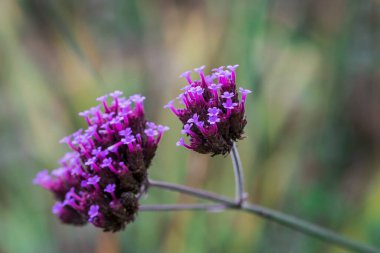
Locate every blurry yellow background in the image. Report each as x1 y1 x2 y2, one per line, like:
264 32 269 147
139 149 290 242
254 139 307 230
0 0 379 252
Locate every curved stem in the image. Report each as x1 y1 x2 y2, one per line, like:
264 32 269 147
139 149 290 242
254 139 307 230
231 143 245 204
148 179 235 206
146 179 379 253
241 203 379 253
140 203 226 212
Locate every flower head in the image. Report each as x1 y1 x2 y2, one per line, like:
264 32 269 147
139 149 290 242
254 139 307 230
165 65 251 155
34 91 168 232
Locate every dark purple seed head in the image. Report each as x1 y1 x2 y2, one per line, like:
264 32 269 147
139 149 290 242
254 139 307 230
166 65 251 156
34 91 168 232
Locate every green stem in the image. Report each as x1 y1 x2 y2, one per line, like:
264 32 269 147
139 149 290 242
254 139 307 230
231 142 246 204
140 203 226 212
242 203 379 253
146 180 379 253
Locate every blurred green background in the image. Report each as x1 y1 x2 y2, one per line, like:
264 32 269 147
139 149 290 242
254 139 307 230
0 0 379 252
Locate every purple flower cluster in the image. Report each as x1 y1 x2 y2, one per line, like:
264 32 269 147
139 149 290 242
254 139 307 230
165 65 251 155
34 91 168 232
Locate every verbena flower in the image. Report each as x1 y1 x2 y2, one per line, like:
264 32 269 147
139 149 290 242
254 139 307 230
165 65 251 156
34 91 169 232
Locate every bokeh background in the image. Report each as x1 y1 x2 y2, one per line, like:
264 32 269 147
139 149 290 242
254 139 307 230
0 0 379 252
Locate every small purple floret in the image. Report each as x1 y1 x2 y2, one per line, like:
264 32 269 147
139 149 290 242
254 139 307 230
121 135 136 144
180 70 192 79
222 99 238 110
239 87 252 95
87 175 100 185
88 205 99 219
104 184 116 193
208 83 222 91
194 65 206 73
221 91 234 99
181 123 193 134
207 107 220 116
96 95 108 102
33 170 53 189
110 90 123 97
187 114 200 124
157 125 170 132
227 64 239 71
144 128 158 137
189 86 204 96
52 202 64 214
208 115 220 125
129 94 145 103
119 128 132 137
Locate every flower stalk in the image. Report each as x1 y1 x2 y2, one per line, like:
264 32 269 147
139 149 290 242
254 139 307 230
144 179 379 253
140 203 226 212
148 179 234 206
231 143 245 205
